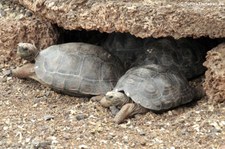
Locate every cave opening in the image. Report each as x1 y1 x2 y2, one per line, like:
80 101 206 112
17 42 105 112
56 26 225 80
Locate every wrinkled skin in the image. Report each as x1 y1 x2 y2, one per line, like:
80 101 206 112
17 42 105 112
17 43 39 61
100 91 148 124
11 43 42 82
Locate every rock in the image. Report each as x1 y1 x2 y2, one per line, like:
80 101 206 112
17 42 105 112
76 113 88 121
25 10 32 17
203 43 225 103
62 133 71 140
210 121 222 132
78 144 89 149
108 132 116 139
140 140 146 146
0 8 6 17
32 140 51 149
136 128 146 136
2 70 11 77
44 115 55 121
123 136 129 144
19 0 225 39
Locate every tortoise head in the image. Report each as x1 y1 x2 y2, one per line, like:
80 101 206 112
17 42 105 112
100 91 130 108
17 43 39 61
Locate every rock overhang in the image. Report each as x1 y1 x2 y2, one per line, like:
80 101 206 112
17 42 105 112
18 0 225 39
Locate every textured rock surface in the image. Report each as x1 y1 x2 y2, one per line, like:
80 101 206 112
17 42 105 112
0 1 58 68
203 43 225 104
18 0 225 39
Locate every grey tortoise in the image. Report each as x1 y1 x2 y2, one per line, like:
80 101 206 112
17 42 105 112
11 42 125 96
100 64 203 124
102 33 145 69
133 37 207 79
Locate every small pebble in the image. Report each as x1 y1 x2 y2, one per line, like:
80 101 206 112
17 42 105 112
140 139 146 146
123 136 129 144
3 69 11 77
76 113 88 121
1 77 7 83
195 116 201 122
63 133 71 140
130 143 136 148
25 10 32 17
78 144 89 149
17 14 24 20
108 132 116 137
33 141 51 149
210 121 222 131
120 124 127 129
0 9 6 17
44 115 54 121
137 128 146 136
168 111 173 115
6 77 12 82
220 121 225 126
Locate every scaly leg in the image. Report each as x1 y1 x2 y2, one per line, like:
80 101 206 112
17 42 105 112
114 103 148 124
11 63 42 83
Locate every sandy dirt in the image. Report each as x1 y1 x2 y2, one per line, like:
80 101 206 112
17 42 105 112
1 65 225 149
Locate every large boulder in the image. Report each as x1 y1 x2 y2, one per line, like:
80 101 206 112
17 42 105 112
18 0 225 39
203 43 225 104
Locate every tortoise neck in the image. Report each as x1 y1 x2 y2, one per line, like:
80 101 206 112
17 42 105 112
120 94 130 106
34 50 40 59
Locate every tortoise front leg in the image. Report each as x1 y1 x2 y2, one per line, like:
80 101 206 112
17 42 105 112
11 63 41 82
114 103 148 124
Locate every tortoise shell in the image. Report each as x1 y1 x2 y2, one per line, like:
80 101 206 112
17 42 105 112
114 64 196 111
134 38 206 79
34 42 124 96
102 33 145 69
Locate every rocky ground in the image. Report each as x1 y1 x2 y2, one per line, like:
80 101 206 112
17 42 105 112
0 1 225 149
1 66 225 149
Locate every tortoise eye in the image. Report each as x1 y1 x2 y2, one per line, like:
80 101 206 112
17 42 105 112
18 46 28 52
108 96 113 99
107 95 113 99
23 47 28 51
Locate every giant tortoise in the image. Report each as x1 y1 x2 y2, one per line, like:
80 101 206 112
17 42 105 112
100 64 203 124
102 33 145 69
11 42 125 96
133 37 207 79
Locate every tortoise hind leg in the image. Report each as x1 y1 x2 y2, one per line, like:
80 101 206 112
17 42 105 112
11 63 42 83
114 103 148 124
